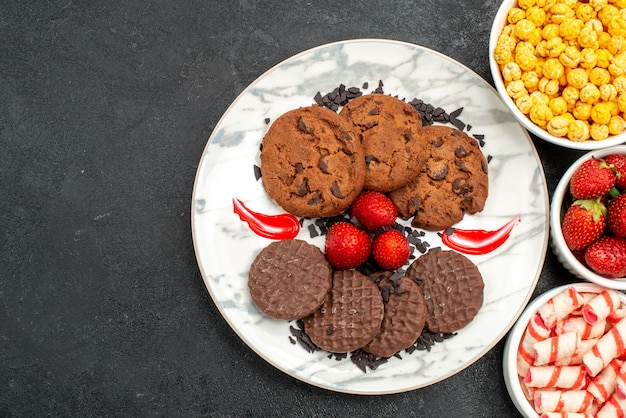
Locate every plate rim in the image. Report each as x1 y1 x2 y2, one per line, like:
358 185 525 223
190 38 550 395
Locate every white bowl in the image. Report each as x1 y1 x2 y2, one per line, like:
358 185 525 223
503 283 626 417
489 0 626 150
550 145 626 290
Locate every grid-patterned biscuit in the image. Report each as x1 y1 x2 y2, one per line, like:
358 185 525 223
363 273 426 358
248 239 332 321
260 105 366 218
340 94 426 192
405 250 484 334
303 270 384 353
388 125 488 231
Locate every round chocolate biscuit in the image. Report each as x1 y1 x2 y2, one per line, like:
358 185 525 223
303 270 384 353
405 250 484 334
340 94 426 192
248 239 332 321
363 272 426 358
259 105 366 218
388 125 489 231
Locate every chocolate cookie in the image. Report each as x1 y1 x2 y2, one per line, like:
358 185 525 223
340 94 426 192
303 270 384 353
248 239 332 321
260 105 366 218
363 272 426 358
388 125 489 231
405 250 484 334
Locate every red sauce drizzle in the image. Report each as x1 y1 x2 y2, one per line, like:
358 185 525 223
441 216 521 255
232 198 300 240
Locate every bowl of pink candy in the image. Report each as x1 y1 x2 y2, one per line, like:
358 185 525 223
503 283 626 417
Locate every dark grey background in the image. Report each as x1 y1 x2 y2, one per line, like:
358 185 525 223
1 1 586 416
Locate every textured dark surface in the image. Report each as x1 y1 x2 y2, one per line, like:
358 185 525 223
1 1 586 416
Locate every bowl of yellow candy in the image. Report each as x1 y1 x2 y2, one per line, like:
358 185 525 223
490 0 626 150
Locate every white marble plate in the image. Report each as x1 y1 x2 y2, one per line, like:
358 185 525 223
191 39 549 395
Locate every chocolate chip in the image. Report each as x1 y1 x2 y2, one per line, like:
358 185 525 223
264 118 270 124
318 156 329 173
454 145 468 158
326 326 335 335
432 137 443 148
365 154 374 165
295 162 305 173
404 131 414 142
427 160 448 180
253 164 262 181
455 160 471 173
368 107 379 116
295 178 309 196
452 178 470 194
331 181 344 198
297 117 312 134
308 193 320 205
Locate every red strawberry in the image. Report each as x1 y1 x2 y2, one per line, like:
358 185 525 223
569 157 616 199
324 221 371 270
584 236 626 278
350 191 398 232
371 229 410 270
605 154 626 190
561 199 606 251
608 194 626 237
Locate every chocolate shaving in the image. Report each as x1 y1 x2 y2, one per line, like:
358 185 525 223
253 165 262 181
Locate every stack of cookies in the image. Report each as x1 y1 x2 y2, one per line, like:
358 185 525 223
249 239 484 357
249 92 489 362
259 93 489 231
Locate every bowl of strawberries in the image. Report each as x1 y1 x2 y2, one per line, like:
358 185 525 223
550 145 626 289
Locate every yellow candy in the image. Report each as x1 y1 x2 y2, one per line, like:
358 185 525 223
580 83 602 103
560 18 584 41
527 6 547 27
542 23 561 39
591 122 610 139
550 96 569 115
516 95 534 114
508 8 526 24
614 75 626 93
580 47 599 68
609 114 626 134
530 102 554 127
567 67 589 89
589 67 612 85
591 101 614 123
609 15 626 37
522 70 541 90
551 3 576 24
547 114 572 136
607 35 626 54
546 37 566 57
563 85 580 103
576 3 597 21
590 0 609 11
543 57 565 79
507 80 529 98
516 19 537 40
568 119 591 141
596 48 614 68
599 5 620 26
574 101 593 119
503 62 523 81
519 0 537 9
578 26 600 48
600 83 618 101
